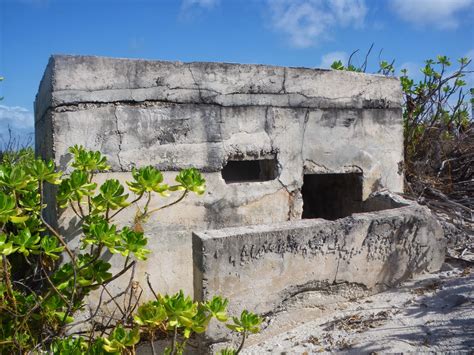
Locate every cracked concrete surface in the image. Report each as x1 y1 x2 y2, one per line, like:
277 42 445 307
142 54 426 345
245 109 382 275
34 55 402 117
35 55 403 195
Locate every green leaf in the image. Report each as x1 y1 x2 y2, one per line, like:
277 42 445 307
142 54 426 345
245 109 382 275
42 294 75 325
119 227 150 260
69 145 110 172
160 290 199 330
175 168 206 195
58 170 97 207
454 79 466 87
436 55 451 66
126 166 169 195
82 217 121 253
205 296 229 322
10 229 41 256
88 338 109 355
0 233 18 255
10 215 29 223
92 179 129 212
226 310 262 334
346 64 362 72
81 258 113 285
330 60 344 70
0 191 18 223
0 164 35 192
52 256 112 292
134 300 167 327
27 159 62 184
0 190 31 225
18 190 42 213
102 325 140 352
41 235 64 260
50 336 87 354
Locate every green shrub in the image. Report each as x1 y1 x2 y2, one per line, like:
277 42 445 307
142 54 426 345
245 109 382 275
0 145 261 354
331 53 472 165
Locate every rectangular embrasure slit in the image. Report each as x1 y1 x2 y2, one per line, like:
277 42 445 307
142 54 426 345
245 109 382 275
222 159 278 183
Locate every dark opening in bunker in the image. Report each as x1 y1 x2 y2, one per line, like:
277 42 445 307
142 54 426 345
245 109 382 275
302 173 363 220
222 159 278 183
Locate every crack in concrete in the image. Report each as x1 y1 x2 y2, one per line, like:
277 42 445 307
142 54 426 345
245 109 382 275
304 159 333 173
113 106 125 171
188 66 204 103
303 160 364 175
300 109 310 166
277 178 291 195
279 68 287 94
50 86 399 107
333 258 341 284
43 97 401 122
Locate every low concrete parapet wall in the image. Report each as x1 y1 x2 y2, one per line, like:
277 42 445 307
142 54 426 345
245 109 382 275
192 196 445 350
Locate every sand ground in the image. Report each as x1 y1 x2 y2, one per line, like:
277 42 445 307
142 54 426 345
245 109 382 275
243 259 473 354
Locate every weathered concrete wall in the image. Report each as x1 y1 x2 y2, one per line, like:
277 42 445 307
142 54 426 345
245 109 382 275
35 55 404 297
192 195 445 350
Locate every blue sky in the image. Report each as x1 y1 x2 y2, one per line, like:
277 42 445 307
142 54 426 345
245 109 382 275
0 0 473 140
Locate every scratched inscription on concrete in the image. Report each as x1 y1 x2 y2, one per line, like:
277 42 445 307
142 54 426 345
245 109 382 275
232 216 425 266
236 230 352 265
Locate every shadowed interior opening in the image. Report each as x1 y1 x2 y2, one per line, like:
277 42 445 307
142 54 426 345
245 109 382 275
222 159 278 183
302 173 363 220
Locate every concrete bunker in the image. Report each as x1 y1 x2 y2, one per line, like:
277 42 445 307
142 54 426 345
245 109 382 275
34 55 445 351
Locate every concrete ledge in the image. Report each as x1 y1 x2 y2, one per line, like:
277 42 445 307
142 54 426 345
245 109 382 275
35 55 402 121
192 199 445 349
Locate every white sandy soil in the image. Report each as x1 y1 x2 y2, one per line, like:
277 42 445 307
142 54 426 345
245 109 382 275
243 260 473 354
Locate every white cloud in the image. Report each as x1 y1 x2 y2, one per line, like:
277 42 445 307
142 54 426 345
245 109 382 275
330 0 367 26
0 105 34 138
319 51 348 68
267 0 367 48
398 62 422 80
390 0 474 30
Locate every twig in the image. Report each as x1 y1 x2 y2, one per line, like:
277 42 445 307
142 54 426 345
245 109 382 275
171 326 178 355
84 260 136 289
236 331 247 355
145 191 188 216
146 273 159 300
